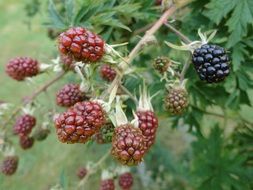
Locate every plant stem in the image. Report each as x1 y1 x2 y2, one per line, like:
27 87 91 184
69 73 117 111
119 84 138 104
164 22 191 44
78 150 111 189
127 5 177 64
2 71 66 129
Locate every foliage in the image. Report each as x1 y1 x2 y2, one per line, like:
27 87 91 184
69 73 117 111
1 0 252 189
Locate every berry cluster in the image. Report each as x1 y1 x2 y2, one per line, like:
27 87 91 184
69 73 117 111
99 179 115 190
137 111 158 152
13 114 36 150
58 27 105 63
111 124 145 166
55 101 106 144
165 87 189 115
0 156 19 176
95 122 115 144
100 64 117 82
192 44 230 83
76 167 88 179
56 84 85 107
6 57 39 81
118 172 133 190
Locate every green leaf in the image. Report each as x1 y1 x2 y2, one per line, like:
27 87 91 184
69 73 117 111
226 0 253 47
65 0 74 25
48 0 66 29
204 0 237 24
231 43 248 71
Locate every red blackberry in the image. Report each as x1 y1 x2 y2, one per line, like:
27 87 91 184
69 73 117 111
192 44 230 83
19 136 34 150
13 114 36 136
55 101 105 143
58 27 105 63
100 179 115 190
111 124 145 166
76 167 87 179
60 54 74 71
95 122 115 144
56 84 85 107
100 64 117 82
118 172 134 190
6 57 39 81
137 111 158 152
1 156 18 176
71 101 106 130
165 87 188 115
55 111 91 143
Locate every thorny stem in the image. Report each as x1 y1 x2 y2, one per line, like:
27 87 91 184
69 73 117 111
164 22 191 44
119 84 138 105
78 150 111 190
1 71 66 129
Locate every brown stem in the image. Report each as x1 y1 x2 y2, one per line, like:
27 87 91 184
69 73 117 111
127 5 177 64
2 71 66 128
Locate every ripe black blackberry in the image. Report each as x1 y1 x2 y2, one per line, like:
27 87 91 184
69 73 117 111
192 44 230 83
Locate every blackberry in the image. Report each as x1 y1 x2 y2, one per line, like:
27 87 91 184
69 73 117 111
192 44 230 83
76 167 88 179
95 122 115 144
56 84 85 107
100 64 117 82
153 57 170 74
1 156 19 176
165 87 188 115
118 172 134 190
111 124 145 166
19 136 34 150
13 114 36 136
99 179 115 190
58 27 105 63
6 57 40 81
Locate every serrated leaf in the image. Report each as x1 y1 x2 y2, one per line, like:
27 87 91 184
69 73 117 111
65 0 74 25
204 0 237 24
226 0 253 47
48 0 66 29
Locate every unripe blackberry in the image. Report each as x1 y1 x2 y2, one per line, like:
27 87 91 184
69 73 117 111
19 136 34 150
76 167 87 179
1 156 18 176
100 64 117 82
33 128 50 141
56 84 85 107
165 87 188 115
192 44 230 83
153 57 170 74
118 172 134 190
137 111 158 152
6 57 39 81
95 122 115 144
100 179 115 190
60 54 74 71
71 101 106 130
55 111 91 143
58 27 105 63
13 114 36 136
111 124 145 166
55 101 105 143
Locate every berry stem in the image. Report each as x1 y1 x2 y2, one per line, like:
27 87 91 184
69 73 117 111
2 71 66 129
78 150 110 189
164 22 191 44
